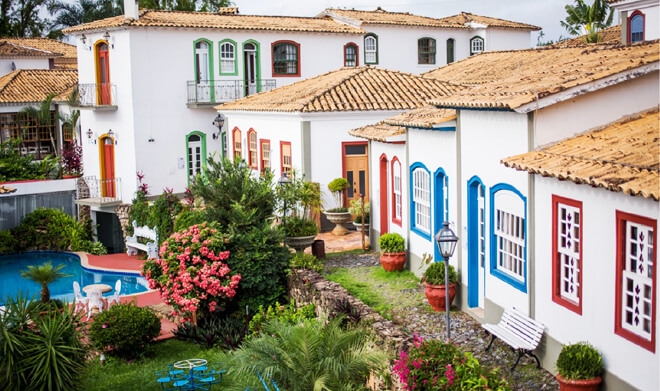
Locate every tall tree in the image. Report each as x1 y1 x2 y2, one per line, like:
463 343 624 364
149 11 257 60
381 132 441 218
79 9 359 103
561 0 614 43
48 0 122 31
138 0 232 12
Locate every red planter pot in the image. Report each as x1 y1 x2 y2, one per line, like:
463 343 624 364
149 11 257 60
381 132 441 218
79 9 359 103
380 252 406 271
425 283 457 312
556 375 602 391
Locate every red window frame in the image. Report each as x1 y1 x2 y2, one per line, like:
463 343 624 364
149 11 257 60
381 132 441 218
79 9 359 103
627 10 645 43
614 210 657 352
344 42 359 67
259 138 270 174
280 141 292 175
232 127 241 161
551 195 583 314
271 40 301 77
247 128 258 170
391 156 402 227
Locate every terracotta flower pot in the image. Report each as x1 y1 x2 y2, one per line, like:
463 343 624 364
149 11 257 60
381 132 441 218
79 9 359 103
380 252 406 271
556 375 602 391
425 283 457 312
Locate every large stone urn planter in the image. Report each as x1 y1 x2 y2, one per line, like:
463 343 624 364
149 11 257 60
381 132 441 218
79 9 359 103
425 283 457 312
285 235 317 253
556 375 602 391
325 211 352 236
380 252 406 271
353 221 369 232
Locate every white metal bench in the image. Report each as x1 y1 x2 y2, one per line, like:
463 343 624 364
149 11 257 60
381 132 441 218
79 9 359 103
482 307 545 370
125 221 159 260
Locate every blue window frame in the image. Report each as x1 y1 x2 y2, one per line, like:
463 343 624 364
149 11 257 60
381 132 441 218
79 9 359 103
467 176 486 307
630 12 644 43
489 183 527 293
410 162 432 240
433 167 449 262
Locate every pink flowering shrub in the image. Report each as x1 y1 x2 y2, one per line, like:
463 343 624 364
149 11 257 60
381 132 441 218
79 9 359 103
141 223 241 320
392 334 510 390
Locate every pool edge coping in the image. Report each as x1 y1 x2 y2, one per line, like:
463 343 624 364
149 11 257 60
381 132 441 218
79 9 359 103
74 252 156 298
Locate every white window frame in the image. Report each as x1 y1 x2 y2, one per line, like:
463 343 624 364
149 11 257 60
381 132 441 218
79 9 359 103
220 42 235 74
364 35 377 64
493 190 525 282
470 36 484 55
557 203 581 304
393 160 402 221
621 220 654 340
412 167 430 234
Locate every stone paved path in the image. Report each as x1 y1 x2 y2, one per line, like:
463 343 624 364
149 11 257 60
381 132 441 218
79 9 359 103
324 252 559 391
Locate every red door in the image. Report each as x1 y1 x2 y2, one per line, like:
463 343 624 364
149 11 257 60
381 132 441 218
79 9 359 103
98 43 111 105
379 155 388 235
102 138 115 197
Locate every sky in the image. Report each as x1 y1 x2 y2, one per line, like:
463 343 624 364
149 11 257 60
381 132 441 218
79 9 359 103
234 0 618 45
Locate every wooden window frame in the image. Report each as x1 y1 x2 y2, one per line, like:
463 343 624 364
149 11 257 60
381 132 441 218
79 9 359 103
259 138 271 174
232 127 242 161
628 10 645 43
418 37 436 65
280 141 292 175
446 38 455 64
344 42 359 67
364 34 378 65
271 40 300 77
552 195 583 314
391 157 402 226
614 210 657 352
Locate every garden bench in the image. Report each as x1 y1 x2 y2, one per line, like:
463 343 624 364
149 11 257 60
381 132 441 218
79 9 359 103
125 221 159 260
482 307 545 371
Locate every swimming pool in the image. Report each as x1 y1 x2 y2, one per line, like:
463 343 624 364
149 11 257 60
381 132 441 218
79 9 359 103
0 252 151 304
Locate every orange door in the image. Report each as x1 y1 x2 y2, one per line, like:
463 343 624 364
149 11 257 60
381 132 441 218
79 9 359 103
101 138 115 197
98 43 111 105
343 143 369 207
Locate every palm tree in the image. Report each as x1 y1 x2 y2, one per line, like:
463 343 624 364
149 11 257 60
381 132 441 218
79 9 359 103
561 0 614 43
18 93 60 156
227 319 388 390
20 262 71 303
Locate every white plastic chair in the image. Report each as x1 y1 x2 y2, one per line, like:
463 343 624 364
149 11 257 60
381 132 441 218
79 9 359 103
73 282 88 314
107 280 122 307
86 289 104 320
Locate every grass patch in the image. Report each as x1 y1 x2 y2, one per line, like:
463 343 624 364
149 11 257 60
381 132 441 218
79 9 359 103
325 266 420 320
325 248 368 258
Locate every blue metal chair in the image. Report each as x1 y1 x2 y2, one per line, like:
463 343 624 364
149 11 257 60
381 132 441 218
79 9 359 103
155 370 189 391
206 363 227 384
255 370 280 391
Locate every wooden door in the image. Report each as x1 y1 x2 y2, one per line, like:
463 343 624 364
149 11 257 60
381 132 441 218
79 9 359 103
101 137 115 197
97 43 111 105
343 143 369 207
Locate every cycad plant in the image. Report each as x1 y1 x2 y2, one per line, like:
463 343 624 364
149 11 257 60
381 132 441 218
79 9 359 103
20 262 71 303
227 319 388 391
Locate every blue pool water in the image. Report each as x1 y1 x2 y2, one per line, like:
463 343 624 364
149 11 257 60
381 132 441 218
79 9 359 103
0 252 151 304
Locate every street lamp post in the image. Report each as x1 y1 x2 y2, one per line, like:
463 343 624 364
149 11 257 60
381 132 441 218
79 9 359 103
278 172 292 244
434 221 459 342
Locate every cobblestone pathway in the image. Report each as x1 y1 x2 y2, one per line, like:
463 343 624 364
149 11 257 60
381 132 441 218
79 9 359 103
324 252 559 391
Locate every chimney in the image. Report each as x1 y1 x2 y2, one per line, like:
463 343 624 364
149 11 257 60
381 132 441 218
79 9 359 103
124 0 139 20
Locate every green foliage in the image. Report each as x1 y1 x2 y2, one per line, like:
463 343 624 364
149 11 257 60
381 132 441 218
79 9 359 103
0 138 48 181
290 253 324 273
89 302 161 359
424 261 457 286
138 0 233 12
348 198 369 217
174 314 247 350
556 342 604 380
231 319 388 390
248 300 316 337
127 187 183 246
173 209 207 232
0 293 88 390
326 207 349 213
285 216 318 237
379 232 405 253
561 0 613 41
0 230 17 254
48 0 123 32
394 336 510 390
19 261 71 303
328 177 350 192
354 214 369 224
329 297 361 328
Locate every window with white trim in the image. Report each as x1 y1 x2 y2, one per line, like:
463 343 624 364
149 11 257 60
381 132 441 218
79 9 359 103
478 183 486 268
260 140 270 173
393 160 402 222
220 41 235 74
470 36 484 55
494 190 525 281
248 130 257 169
364 35 377 64
554 198 581 309
412 167 430 234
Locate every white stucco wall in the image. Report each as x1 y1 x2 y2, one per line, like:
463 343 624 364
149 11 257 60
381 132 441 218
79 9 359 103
369 141 408 239
533 177 659 391
616 1 660 41
485 28 534 51
0 58 49 76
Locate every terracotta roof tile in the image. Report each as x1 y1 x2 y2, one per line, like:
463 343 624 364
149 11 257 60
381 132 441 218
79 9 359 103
425 40 659 110
217 66 464 113
349 105 455 141
549 25 621 47
502 109 659 201
323 8 539 30
63 9 364 34
0 42 58 57
0 69 78 104
0 38 77 68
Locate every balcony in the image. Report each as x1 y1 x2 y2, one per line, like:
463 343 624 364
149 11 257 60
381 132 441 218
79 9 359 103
75 176 122 207
186 79 277 108
73 83 118 111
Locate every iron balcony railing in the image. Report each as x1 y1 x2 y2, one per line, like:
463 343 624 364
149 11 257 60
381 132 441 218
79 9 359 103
76 83 117 107
77 176 122 202
186 79 277 104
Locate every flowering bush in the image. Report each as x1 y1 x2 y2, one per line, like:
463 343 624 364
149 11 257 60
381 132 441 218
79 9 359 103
141 223 241 320
393 334 510 390
61 142 82 175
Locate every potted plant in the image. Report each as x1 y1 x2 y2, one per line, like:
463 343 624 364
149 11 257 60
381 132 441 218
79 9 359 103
61 142 83 178
349 198 370 231
555 342 604 391
325 178 352 236
423 261 457 312
281 174 321 253
378 233 406 271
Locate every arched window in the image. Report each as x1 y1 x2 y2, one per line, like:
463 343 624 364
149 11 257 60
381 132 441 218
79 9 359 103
95 41 111 105
418 38 436 64
391 158 402 226
629 11 645 43
490 184 527 292
260 139 271 174
272 41 300 76
219 40 236 75
344 43 358 67
233 127 242 161
364 34 378 64
186 132 206 183
446 38 455 64
280 141 292 175
410 163 431 238
470 36 484 55
247 129 258 169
